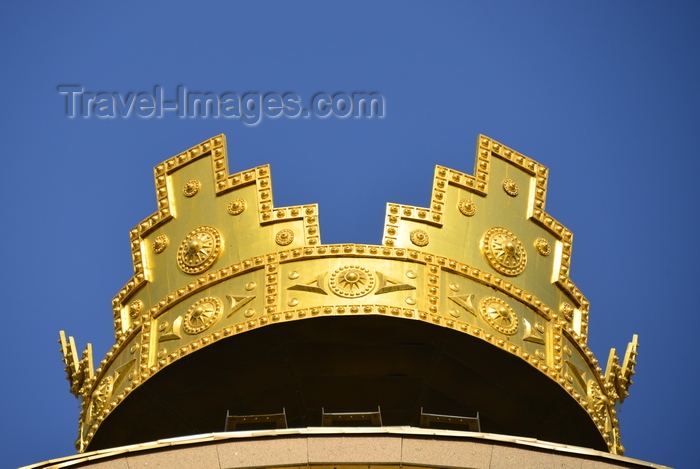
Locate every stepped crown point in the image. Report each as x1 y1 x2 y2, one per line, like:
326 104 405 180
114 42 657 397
59 134 638 455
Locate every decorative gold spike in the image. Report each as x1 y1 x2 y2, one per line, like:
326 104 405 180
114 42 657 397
603 348 622 403
226 295 256 317
158 316 182 342
522 318 545 345
374 272 416 295
112 360 135 389
59 331 93 398
288 273 328 295
448 294 477 316
618 334 639 403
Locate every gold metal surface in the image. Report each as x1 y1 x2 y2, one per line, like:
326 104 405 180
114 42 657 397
58 134 638 455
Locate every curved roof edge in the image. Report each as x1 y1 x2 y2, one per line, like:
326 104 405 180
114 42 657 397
22 427 670 469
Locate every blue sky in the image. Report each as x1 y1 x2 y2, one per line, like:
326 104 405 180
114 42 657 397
2 2 698 468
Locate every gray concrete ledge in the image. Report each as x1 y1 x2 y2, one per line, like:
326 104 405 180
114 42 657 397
21 427 671 469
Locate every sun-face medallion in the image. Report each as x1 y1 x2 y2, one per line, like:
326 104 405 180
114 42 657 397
177 226 222 274
481 227 527 276
479 297 518 335
329 265 375 298
182 296 223 335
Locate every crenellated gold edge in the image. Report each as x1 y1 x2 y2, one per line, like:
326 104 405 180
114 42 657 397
113 136 321 319
382 136 586 315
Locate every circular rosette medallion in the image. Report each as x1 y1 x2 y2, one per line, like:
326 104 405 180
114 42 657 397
329 265 375 298
410 229 429 246
227 198 246 216
458 198 476 216
481 227 527 276
177 226 222 274
152 234 169 254
276 229 294 246
479 297 519 335
534 237 551 256
183 296 223 335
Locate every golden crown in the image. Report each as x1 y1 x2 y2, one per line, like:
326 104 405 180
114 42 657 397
59 134 638 455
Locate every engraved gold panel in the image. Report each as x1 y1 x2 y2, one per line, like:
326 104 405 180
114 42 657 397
89 376 113 420
588 380 608 415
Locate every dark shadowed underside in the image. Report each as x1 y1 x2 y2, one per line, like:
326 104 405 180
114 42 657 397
88 315 605 452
